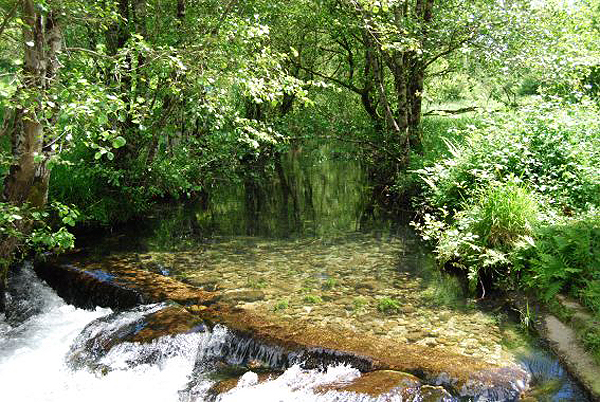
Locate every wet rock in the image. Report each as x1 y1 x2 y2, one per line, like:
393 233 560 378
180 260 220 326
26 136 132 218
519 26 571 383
38 247 534 400
206 372 274 401
449 366 530 401
186 275 221 291
202 307 530 399
423 338 438 347
319 370 456 401
354 281 381 293
66 304 207 371
406 330 425 343
34 258 218 310
140 261 171 276
403 305 416 314
320 370 421 395
129 305 206 343
420 385 454 401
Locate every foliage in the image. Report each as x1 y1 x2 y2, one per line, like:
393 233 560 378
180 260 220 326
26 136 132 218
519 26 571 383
582 324 600 363
0 202 77 263
377 297 401 314
416 103 600 212
430 180 537 289
514 215 600 312
413 101 600 294
0 0 599 325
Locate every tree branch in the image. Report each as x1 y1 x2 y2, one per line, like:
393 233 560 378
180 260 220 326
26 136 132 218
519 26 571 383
295 63 363 95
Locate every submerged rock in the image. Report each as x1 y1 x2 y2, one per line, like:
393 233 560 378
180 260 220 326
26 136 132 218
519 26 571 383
220 290 266 304
38 255 531 400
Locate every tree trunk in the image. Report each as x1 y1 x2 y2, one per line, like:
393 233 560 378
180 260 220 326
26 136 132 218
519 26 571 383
0 0 61 312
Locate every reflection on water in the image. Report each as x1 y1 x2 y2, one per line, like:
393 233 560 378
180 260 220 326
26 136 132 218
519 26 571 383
81 146 396 254
200 146 376 239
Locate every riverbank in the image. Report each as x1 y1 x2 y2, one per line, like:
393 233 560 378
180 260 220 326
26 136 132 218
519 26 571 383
508 292 600 400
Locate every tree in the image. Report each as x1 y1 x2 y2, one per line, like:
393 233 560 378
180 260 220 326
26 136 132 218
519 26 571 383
0 0 63 311
285 0 536 167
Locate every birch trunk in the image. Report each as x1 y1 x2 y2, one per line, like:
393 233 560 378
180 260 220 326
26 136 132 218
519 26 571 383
0 0 61 312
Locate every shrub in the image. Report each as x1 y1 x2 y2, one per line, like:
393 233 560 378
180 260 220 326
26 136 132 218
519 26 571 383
514 215 600 310
416 104 600 213
413 101 599 295
518 77 541 96
433 180 537 290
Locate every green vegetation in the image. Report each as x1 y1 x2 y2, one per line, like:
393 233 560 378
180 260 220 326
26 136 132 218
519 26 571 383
322 278 337 290
247 277 268 290
377 297 402 314
352 296 369 312
273 299 289 312
0 0 598 362
411 103 600 352
303 294 322 304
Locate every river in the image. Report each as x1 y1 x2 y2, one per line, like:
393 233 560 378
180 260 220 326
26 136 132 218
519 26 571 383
0 145 590 401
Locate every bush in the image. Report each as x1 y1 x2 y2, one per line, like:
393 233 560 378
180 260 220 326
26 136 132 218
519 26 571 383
432 180 537 290
417 104 600 213
518 77 541 96
413 101 600 295
515 215 600 310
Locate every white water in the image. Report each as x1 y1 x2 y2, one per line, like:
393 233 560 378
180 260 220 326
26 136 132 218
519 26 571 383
216 365 374 402
0 267 202 402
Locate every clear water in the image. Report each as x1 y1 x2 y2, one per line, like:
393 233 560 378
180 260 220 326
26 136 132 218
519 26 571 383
0 263 591 401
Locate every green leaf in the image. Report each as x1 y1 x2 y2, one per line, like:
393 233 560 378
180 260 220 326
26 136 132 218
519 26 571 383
98 113 108 126
112 136 126 148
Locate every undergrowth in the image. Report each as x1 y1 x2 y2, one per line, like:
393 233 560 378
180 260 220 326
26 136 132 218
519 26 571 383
410 100 600 326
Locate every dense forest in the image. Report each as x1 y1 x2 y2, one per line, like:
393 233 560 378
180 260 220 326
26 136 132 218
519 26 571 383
0 0 599 359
